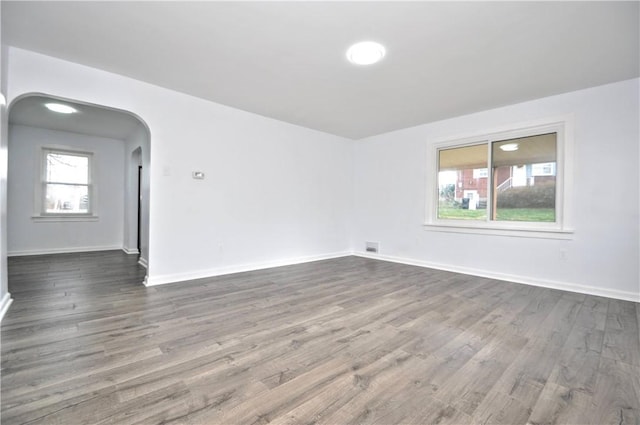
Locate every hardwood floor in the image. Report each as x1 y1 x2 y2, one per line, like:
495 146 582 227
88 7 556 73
1 251 638 425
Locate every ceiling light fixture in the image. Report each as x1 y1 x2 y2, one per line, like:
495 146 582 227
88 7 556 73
346 41 386 65
45 103 78 114
500 143 519 152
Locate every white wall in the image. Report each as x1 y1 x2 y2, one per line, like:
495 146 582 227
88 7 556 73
0 3 12 320
353 78 640 302
7 125 126 255
4 47 637 302
5 48 354 285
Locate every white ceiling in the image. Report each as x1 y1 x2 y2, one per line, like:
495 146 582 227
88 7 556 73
3 1 639 139
9 95 144 141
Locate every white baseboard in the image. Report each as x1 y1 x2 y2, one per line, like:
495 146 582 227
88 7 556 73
123 247 140 255
145 251 351 287
9 245 634 302
138 257 148 269
0 293 14 322
353 251 640 303
8 245 123 257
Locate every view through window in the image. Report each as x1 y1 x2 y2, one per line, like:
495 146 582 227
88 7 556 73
437 133 557 223
43 150 91 214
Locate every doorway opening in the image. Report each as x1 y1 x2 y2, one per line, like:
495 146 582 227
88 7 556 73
7 93 151 285
137 165 142 255
126 145 148 270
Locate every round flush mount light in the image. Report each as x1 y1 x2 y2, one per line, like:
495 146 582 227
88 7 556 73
500 143 519 152
346 41 386 65
45 103 78 114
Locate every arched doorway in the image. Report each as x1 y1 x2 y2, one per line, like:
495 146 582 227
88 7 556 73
7 93 150 284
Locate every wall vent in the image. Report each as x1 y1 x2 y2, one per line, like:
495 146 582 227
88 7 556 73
365 241 379 253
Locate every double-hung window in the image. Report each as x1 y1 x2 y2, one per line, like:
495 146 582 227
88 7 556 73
426 118 573 238
40 148 94 216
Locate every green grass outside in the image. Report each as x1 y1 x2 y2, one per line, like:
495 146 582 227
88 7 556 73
438 205 555 222
438 206 487 220
497 208 555 222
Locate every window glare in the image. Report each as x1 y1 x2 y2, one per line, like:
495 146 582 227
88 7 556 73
45 184 89 213
43 150 91 215
46 153 89 184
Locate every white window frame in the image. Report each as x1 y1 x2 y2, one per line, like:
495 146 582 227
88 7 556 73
531 162 556 177
33 146 98 222
424 116 574 239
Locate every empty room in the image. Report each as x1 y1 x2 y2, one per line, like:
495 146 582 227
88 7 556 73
0 2 638 424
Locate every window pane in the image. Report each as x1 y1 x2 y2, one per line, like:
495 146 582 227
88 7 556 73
45 184 89 213
492 133 556 222
46 153 89 184
438 144 488 220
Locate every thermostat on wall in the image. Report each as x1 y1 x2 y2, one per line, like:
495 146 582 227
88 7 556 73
192 171 205 180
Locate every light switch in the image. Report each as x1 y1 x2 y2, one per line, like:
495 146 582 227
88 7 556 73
192 171 205 180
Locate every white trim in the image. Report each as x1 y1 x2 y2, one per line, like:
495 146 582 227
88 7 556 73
123 247 140 255
353 251 640 303
138 257 148 269
145 251 351 287
423 223 574 240
0 294 14 322
8 245 123 257
31 215 99 222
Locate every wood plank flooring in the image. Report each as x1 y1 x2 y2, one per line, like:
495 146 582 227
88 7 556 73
1 251 639 424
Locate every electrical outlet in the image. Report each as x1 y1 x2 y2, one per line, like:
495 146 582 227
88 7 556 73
365 241 379 253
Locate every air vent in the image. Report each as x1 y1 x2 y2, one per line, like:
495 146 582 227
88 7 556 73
365 241 379 253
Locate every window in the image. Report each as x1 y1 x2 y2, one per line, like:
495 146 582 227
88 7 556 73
472 168 488 179
39 148 94 216
491 133 556 222
427 119 573 238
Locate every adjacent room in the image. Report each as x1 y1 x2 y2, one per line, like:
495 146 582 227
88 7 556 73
0 2 638 424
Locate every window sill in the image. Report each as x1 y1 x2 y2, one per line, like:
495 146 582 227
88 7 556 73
423 222 574 240
32 215 99 223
